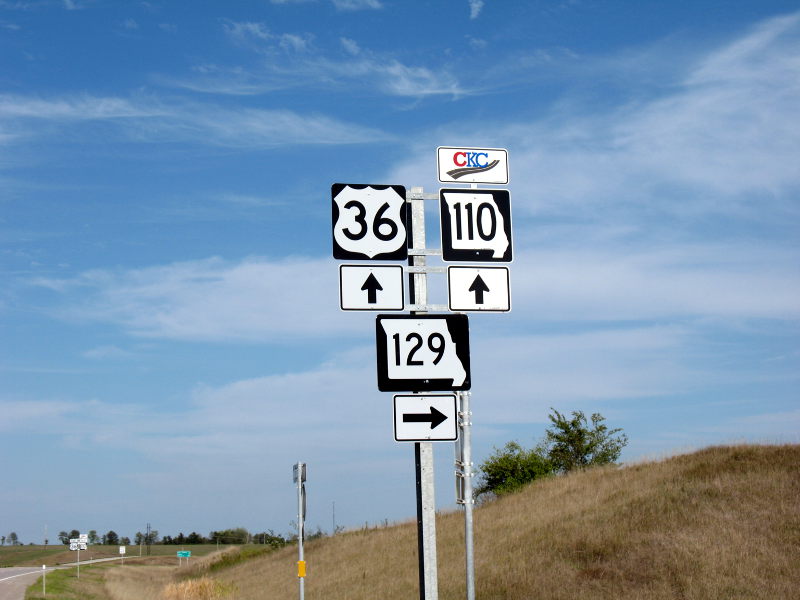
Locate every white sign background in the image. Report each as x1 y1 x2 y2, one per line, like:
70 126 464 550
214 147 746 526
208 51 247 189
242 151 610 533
448 266 511 312
393 394 458 442
437 146 509 184
339 264 404 311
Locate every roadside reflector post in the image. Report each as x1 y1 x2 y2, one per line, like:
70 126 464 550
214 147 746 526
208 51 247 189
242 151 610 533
42 565 46 596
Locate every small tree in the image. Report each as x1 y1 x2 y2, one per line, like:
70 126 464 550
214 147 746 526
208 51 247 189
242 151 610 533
1 536 5 546
544 409 628 473
58 531 69 545
476 409 629 499
475 441 553 498
105 530 119 545
144 529 159 545
88 530 99 544
8 532 19 546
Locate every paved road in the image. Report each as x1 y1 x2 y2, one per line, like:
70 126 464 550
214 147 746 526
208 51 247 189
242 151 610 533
0 567 50 600
0 558 123 600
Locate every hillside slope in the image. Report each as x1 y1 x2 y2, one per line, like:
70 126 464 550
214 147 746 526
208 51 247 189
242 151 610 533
190 445 800 599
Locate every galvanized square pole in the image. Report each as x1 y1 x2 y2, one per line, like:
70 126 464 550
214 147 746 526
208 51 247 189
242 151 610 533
408 187 438 600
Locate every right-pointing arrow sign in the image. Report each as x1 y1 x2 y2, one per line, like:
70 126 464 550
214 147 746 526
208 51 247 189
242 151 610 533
393 394 458 442
402 405 448 429
448 266 511 312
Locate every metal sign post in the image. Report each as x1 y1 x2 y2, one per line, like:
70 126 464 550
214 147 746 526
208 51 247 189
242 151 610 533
69 534 88 578
456 391 476 600
294 462 307 600
407 187 440 600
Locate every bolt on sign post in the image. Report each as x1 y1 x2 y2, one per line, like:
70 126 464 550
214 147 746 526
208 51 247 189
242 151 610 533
293 462 307 600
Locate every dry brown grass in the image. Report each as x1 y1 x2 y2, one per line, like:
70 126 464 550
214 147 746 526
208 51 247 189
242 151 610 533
103 565 175 600
208 444 799 599
102 549 240 600
53 445 796 599
161 577 235 600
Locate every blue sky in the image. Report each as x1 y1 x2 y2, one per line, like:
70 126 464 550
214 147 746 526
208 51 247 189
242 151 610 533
1 0 798 545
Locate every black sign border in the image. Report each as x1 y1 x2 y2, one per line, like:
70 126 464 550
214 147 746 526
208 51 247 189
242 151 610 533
439 188 513 262
393 393 459 442
376 314 471 392
332 183 409 261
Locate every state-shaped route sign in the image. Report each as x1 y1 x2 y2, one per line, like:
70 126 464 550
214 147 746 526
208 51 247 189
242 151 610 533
440 188 513 262
376 314 471 392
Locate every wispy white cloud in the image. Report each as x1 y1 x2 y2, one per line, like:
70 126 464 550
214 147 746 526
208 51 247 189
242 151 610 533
0 93 391 148
340 37 360 56
510 243 800 323
82 345 134 360
223 20 315 53
388 11 800 217
519 13 800 212
31 256 354 342
468 0 484 20
269 0 381 7
332 0 382 11
166 23 469 99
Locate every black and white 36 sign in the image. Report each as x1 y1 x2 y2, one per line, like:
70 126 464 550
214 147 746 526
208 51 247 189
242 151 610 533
440 188 513 262
332 183 408 260
375 314 471 392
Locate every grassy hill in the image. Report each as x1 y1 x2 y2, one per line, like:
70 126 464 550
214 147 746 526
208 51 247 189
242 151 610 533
25 444 800 599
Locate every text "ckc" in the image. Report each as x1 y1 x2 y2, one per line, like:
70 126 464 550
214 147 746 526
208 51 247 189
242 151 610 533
453 152 489 168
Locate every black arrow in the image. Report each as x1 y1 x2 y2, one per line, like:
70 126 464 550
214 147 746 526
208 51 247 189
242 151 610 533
361 272 383 304
468 274 490 304
403 406 448 429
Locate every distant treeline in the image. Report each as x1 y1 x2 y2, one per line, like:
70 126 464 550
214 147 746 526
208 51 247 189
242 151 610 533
162 528 287 548
54 527 287 548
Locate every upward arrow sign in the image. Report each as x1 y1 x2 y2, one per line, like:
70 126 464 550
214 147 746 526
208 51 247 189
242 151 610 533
468 274 490 304
361 272 383 304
